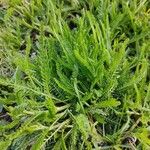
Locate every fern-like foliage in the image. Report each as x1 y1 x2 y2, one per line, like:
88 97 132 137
0 0 150 149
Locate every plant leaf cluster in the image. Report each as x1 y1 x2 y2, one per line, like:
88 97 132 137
0 0 150 149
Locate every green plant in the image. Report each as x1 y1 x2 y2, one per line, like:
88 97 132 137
0 0 150 149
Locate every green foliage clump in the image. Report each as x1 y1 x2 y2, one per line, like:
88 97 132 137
0 0 150 149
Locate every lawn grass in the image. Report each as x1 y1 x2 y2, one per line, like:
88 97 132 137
0 0 150 149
